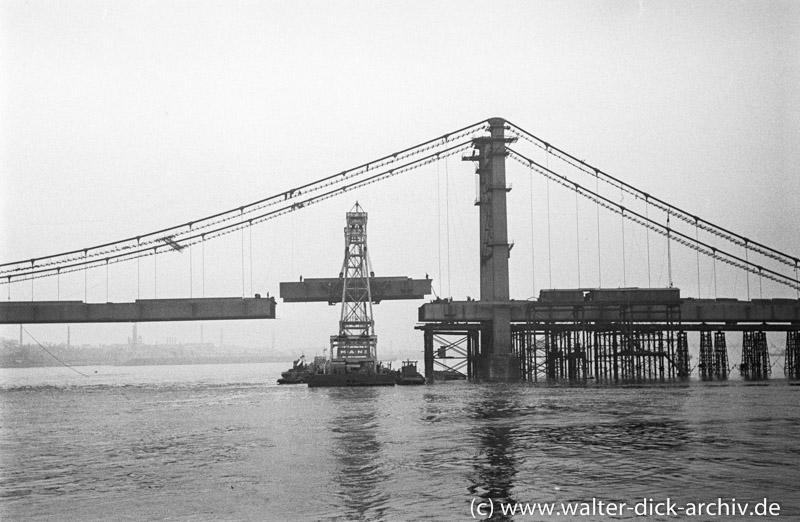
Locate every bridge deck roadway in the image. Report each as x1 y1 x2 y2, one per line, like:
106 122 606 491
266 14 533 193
0 297 276 324
418 298 800 331
280 276 431 304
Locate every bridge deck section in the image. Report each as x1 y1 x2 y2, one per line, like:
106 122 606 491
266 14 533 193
280 276 431 304
418 298 800 331
0 297 276 324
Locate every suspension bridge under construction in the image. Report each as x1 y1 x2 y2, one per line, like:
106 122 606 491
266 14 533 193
2 117 799 382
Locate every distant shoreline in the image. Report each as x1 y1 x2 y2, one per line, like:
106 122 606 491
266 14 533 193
0 356 293 369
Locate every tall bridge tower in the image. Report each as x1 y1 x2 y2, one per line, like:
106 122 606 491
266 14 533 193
330 203 378 369
463 117 520 380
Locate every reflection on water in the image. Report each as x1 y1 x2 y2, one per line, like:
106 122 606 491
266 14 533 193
468 387 522 521
327 388 389 521
2 365 800 521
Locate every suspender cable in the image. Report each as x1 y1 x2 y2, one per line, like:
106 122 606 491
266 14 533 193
1 120 490 273
696 219 701 297
189 225 193 299
645 200 652 289
508 148 800 292
137 238 141 299
745 242 750 300
712 248 718 298
529 163 536 297
506 121 798 270
575 185 581 288
621 187 627 287
595 174 602 288
666 211 673 288
202 235 206 298
7 141 474 283
241 210 246 298
154 247 158 299
445 155 451 297
546 148 553 288
105 258 109 303
437 158 442 297
249 222 253 296
621 208 627 287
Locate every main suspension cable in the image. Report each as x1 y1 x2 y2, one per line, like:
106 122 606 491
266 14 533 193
505 121 799 270
508 148 800 292
1 120 490 276
5 141 475 283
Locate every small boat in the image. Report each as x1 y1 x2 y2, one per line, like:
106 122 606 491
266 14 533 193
432 369 466 381
277 356 313 384
396 360 426 385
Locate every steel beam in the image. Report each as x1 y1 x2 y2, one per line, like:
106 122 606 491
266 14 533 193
280 276 431 304
0 297 276 324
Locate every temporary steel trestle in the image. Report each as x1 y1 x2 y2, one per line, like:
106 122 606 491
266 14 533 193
740 331 771 379
419 287 800 382
508 291 689 381
513 327 687 382
786 331 800 379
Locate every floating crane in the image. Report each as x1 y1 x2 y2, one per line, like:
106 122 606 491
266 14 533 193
280 203 430 386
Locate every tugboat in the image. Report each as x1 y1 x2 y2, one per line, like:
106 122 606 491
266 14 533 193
396 360 426 385
277 355 310 384
277 355 326 384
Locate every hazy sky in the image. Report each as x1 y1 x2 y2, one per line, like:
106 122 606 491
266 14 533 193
1 1 799 356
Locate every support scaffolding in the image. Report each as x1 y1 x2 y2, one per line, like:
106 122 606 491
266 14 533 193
714 331 729 379
511 325 689 382
699 330 728 379
740 331 771 379
699 331 714 379
419 289 798 383
419 324 477 381
786 331 800 379
676 331 690 377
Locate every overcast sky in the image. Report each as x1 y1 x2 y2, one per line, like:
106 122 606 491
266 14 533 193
1 0 799 356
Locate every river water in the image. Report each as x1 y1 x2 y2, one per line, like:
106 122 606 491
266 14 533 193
1 364 799 521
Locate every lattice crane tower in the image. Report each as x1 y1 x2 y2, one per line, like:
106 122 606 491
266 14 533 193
329 202 378 368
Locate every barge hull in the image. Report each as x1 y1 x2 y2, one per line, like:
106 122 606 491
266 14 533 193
307 373 396 387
